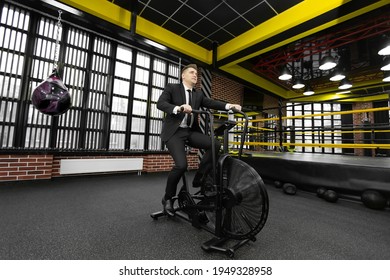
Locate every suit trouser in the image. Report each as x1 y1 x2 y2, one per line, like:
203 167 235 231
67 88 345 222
164 127 220 199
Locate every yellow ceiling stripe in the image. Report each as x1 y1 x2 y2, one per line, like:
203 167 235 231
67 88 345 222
136 17 212 64
218 0 352 61
58 0 131 29
59 0 212 64
218 0 388 65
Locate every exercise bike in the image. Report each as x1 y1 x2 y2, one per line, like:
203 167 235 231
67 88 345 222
150 108 269 258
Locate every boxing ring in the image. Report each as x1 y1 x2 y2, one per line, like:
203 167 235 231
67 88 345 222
242 151 390 196
222 105 390 205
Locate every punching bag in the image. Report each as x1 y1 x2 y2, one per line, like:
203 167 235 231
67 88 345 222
31 69 71 116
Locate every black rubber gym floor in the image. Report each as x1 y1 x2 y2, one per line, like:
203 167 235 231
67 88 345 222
0 171 389 260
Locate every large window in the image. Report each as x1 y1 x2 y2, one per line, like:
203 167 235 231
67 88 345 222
110 44 132 150
286 103 342 153
0 4 29 148
0 2 179 153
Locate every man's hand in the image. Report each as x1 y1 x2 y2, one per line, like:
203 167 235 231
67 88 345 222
229 104 242 111
180 104 192 113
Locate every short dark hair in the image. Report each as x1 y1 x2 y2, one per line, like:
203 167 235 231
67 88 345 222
181 64 198 74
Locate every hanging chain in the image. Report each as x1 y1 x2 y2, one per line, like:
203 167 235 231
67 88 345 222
53 10 62 70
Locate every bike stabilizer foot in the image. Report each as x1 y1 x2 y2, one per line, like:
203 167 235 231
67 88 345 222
150 210 166 220
201 236 251 258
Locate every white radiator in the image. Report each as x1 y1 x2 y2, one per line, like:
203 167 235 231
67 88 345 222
60 158 143 175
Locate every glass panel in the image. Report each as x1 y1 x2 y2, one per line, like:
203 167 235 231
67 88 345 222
113 79 130 96
0 51 24 74
313 103 322 111
135 68 149 83
168 77 179 84
313 119 322 127
115 61 131 79
152 73 165 87
136 52 150 68
110 115 127 131
168 63 179 77
109 133 125 149
0 101 17 122
130 134 144 150
150 103 163 118
134 84 148 100
151 87 162 102
132 100 147 116
117 45 132 62
148 135 161 150
131 117 145 132
0 76 21 99
303 104 312 111
153 59 166 73
323 119 332 127
0 125 14 147
112 96 128 114
149 119 162 134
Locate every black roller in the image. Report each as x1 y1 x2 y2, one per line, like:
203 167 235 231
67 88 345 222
282 183 297 195
323 190 338 203
317 187 327 198
361 190 387 210
274 181 283 188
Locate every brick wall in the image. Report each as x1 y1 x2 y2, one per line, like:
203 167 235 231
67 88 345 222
263 94 280 115
0 153 199 182
0 155 53 181
211 72 243 104
142 153 199 173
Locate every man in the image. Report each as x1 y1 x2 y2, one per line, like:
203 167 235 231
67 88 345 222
157 64 241 216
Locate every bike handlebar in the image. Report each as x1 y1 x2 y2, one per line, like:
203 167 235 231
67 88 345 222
180 106 246 117
180 107 248 159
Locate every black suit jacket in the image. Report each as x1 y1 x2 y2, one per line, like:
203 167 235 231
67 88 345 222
157 83 227 142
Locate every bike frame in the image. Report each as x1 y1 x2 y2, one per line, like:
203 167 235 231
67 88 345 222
191 109 249 238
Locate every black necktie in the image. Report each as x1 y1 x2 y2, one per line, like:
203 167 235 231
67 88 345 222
187 89 192 127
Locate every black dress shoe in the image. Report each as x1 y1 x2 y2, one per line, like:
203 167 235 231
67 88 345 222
198 211 209 224
162 197 175 217
192 172 205 188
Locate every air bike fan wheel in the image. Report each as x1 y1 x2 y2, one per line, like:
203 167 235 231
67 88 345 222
202 157 269 240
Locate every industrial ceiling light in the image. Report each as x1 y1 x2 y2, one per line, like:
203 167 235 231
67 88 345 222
383 71 390 82
278 66 292 80
338 78 352 90
319 55 337 71
378 36 390 56
303 85 315 96
329 68 345 81
292 78 305 89
380 56 390 71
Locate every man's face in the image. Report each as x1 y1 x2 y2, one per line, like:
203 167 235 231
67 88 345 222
182 67 197 86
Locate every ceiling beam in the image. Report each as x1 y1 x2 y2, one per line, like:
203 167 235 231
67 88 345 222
58 0 131 29
136 17 212 64
58 0 212 63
